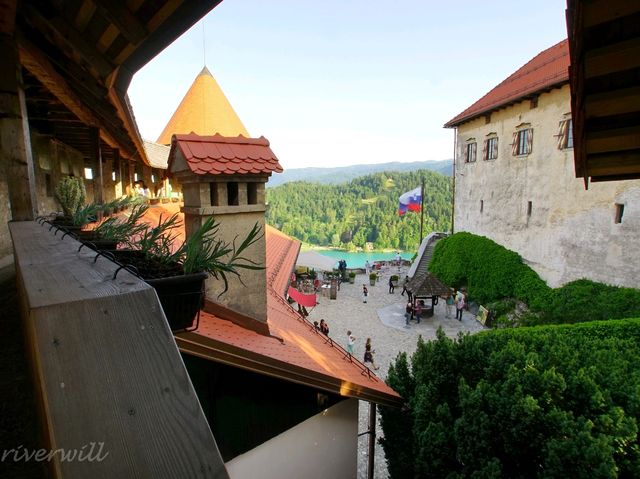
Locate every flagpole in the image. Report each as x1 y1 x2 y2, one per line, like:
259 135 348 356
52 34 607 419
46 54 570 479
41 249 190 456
419 179 425 244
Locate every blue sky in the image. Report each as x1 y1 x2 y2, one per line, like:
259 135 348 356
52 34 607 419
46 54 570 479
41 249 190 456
128 0 568 170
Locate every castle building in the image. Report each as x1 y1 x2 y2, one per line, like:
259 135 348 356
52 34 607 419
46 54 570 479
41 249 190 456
445 40 639 288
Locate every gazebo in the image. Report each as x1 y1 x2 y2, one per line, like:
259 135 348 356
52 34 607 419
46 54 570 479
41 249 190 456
406 271 450 318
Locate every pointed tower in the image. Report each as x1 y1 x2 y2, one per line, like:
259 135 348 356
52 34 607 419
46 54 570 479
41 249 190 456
168 133 283 327
157 67 249 145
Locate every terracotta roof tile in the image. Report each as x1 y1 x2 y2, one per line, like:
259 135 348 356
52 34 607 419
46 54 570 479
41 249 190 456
138 207 399 405
169 133 283 177
445 39 569 127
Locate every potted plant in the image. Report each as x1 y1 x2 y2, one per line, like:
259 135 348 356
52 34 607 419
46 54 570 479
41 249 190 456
348 271 356 284
52 176 87 232
110 214 263 331
369 272 377 286
390 274 399 287
77 204 149 251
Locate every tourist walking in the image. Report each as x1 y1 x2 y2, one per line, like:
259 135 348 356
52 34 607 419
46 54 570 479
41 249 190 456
405 301 413 326
415 300 423 324
400 275 409 296
346 331 355 356
363 338 379 370
455 289 465 321
319 319 330 336
388 276 395 294
362 284 368 303
365 260 370 275
445 290 454 318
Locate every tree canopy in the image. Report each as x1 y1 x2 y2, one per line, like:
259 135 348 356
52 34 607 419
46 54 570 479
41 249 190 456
266 170 452 251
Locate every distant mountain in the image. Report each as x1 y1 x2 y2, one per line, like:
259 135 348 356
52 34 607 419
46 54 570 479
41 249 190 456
267 160 452 187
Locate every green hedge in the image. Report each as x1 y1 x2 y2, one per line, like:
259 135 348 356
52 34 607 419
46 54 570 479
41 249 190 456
380 319 640 478
428 232 640 324
428 232 550 305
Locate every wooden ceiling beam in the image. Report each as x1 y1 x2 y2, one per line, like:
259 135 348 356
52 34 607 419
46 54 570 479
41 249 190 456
585 126 640 154
90 0 148 46
583 0 640 29
17 33 135 159
587 151 640 176
585 37 640 79
21 3 113 80
585 86 640 119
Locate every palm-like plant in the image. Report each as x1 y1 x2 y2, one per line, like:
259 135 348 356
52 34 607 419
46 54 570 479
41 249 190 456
175 217 263 294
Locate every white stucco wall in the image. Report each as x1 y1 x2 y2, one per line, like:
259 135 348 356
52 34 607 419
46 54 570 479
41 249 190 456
453 84 640 288
225 398 358 479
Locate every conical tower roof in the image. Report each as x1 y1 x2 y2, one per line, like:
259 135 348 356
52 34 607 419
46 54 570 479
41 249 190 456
156 66 249 144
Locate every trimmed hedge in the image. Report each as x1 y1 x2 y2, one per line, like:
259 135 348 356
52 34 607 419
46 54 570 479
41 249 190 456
428 232 640 324
380 320 640 478
428 232 550 306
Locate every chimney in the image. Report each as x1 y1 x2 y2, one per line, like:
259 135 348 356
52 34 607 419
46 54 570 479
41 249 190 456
168 134 282 330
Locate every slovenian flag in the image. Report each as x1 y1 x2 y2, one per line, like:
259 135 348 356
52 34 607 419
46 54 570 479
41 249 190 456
398 186 422 215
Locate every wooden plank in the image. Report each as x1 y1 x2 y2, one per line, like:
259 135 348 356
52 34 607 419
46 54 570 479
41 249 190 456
585 37 640 78
585 86 640 118
583 0 640 28
587 151 640 176
585 126 640 154
91 0 148 45
10 221 229 478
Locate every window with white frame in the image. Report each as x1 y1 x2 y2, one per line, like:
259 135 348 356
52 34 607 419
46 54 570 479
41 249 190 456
557 118 573 149
483 136 498 161
465 141 477 163
512 127 533 156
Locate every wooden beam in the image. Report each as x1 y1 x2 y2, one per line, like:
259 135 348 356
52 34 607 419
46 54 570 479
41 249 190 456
585 126 640 154
585 86 640 119
0 35 37 220
90 0 148 45
587 150 640 177
21 3 113 79
17 33 137 159
583 0 640 29
0 0 17 35
585 37 640 79
10 221 229 478
90 128 104 204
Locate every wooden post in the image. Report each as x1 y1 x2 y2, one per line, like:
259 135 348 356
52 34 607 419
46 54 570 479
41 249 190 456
89 127 103 204
367 402 376 479
0 33 37 220
114 148 122 198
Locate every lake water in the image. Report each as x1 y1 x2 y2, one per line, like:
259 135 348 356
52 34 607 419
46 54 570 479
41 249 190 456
306 249 414 269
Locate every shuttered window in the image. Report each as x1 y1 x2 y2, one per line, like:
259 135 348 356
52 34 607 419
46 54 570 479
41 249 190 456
465 142 477 163
484 137 498 160
556 119 573 149
512 128 533 156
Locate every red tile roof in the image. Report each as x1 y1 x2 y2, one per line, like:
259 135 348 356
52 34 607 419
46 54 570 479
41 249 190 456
169 133 283 176
176 223 401 407
445 39 569 127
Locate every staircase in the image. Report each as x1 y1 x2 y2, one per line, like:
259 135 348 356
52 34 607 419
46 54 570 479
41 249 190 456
409 232 447 280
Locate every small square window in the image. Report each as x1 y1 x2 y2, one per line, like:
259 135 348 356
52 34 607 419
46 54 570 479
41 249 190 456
527 201 532 217
615 203 624 224
84 167 93 180
465 142 477 163
227 182 239 206
480 200 484 213
247 183 258 205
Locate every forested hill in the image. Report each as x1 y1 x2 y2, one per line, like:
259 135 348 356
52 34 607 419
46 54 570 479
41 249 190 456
267 160 452 187
266 170 452 251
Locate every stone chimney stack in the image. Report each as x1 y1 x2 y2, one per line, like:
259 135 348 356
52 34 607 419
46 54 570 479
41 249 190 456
168 134 282 325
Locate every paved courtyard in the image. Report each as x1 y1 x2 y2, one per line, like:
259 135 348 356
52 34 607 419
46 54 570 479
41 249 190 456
307 267 486 478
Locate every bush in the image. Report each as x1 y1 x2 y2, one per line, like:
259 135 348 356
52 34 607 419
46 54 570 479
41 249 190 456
429 232 640 326
380 320 640 478
348 271 356 278
369 272 377 280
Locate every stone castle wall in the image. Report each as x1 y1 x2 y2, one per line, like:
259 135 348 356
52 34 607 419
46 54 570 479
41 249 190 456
453 84 639 288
